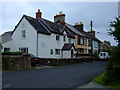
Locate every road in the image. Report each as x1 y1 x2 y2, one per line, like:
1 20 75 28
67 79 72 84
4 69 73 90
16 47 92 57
2 61 107 88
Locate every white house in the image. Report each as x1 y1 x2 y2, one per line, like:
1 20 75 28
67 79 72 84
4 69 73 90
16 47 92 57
2 9 75 58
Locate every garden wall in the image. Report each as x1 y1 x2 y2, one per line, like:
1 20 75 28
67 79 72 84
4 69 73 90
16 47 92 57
2 53 31 70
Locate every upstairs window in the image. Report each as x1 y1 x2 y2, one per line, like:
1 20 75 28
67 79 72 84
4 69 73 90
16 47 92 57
22 30 26 37
63 36 66 41
88 40 91 46
78 37 84 45
68 38 71 43
84 38 87 46
56 35 60 41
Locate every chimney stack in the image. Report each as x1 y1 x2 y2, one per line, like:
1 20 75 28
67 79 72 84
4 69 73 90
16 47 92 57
54 11 65 24
36 9 42 18
74 22 84 32
87 31 96 37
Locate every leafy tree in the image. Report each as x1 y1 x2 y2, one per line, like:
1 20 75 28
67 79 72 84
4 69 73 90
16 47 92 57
105 17 120 84
109 17 120 45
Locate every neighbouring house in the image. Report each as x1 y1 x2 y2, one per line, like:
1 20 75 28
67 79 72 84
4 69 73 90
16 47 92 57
73 22 92 55
1 9 75 58
0 31 12 44
53 12 102 56
74 22 102 55
0 31 12 52
65 23 85 56
102 40 111 51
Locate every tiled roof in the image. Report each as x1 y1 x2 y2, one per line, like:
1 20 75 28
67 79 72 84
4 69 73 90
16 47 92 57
12 15 75 38
80 31 102 43
65 23 84 36
0 31 12 44
62 43 75 50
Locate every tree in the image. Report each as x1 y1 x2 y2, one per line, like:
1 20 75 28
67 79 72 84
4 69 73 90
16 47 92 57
105 17 120 84
109 17 120 45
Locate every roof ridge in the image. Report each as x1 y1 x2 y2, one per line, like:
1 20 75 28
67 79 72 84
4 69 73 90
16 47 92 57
38 19 51 34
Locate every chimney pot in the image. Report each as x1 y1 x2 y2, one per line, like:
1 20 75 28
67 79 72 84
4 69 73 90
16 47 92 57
74 22 84 32
54 12 65 23
36 9 42 18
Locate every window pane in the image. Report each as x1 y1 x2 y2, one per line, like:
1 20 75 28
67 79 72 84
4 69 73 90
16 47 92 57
19 48 28 52
50 49 53 55
63 36 66 41
55 49 60 55
68 38 71 43
22 30 26 37
4 48 10 52
56 35 60 41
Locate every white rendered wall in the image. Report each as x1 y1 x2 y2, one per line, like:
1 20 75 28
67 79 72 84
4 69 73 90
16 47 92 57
2 17 75 58
37 33 74 58
63 51 71 58
12 17 37 56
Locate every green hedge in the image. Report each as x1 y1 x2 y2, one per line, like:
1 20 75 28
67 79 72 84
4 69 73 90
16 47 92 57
105 45 120 84
2 52 23 55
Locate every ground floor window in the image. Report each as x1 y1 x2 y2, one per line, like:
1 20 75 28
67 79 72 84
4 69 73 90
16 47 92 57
50 49 53 55
77 48 81 54
55 49 60 55
19 48 28 53
4 48 10 52
88 49 91 54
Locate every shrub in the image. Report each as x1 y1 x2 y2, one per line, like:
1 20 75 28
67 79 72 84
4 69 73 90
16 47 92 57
105 45 120 84
2 52 23 55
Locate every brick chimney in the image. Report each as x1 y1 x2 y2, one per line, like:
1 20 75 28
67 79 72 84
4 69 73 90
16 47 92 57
54 11 65 24
74 22 84 32
87 31 96 37
36 9 42 18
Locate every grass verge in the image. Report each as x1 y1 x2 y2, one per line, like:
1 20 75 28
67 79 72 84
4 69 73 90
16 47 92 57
93 72 120 90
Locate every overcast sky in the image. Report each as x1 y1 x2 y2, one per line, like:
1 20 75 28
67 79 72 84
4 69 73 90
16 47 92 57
0 1 119 46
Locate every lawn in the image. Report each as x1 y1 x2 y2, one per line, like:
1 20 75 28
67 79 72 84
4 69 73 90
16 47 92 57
93 72 120 90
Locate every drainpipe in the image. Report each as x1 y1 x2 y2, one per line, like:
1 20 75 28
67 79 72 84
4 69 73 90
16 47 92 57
36 32 38 57
91 39 93 55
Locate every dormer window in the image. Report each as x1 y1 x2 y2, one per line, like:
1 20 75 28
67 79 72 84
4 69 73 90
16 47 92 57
63 36 66 41
22 30 26 37
56 35 60 41
68 37 71 43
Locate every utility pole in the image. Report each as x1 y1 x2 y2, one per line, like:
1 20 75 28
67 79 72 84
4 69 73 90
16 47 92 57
90 21 93 31
90 21 93 55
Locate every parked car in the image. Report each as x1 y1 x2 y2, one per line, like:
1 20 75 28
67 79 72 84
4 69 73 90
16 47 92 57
99 52 110 59
30 54 40 66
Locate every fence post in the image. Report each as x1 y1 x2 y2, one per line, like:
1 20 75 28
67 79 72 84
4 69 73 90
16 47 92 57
22 53 31 69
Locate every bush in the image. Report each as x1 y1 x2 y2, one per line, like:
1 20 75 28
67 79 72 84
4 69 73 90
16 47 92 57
2 52 23 55
105 45 120 84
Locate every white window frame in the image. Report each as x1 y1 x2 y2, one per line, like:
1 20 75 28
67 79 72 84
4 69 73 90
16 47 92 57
55 49 60 55
56 35 60 41
68 37 71 43
4 48 10 52
19 47 28 53
63 36 66 42
22 30 26 37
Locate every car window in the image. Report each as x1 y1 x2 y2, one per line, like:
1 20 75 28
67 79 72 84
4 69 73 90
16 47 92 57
104 53 106 56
